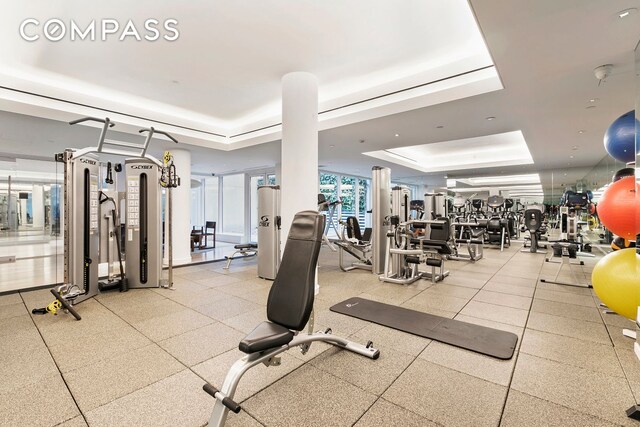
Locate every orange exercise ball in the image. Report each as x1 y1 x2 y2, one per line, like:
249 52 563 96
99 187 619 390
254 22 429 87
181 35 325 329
592 248 640 320
597 176 639 241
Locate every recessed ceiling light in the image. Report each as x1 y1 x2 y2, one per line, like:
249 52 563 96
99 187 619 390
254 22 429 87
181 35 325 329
563 173 568 176
329 144 335 148
578 130 586 134
486 116 495 121
572 145 578 150
363 131 533 174
395 134 400 137
618 8 637 18
570 155 574 159
586 105 596 109
589 98 598 103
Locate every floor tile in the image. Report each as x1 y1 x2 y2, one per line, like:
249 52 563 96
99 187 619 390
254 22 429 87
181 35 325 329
243 364 377 427
403 291 470 313
0 302 27 320
104 297 185 324
501 389 617 427
0 373 80 427
159 322 244 366
530 298 603 323
421 283 479 299
488 275 537 288
419 340 516 386
383 358 507 426
351 322 431 356
534 288 597 307
526 311 611 345
222 308 268 334
357 283 425 305
483 281 535 297
0 330 58 394
132 307 214 341
0 292 22 306
85 370 211 427
163 287 228 309
47 325 151 373
193 295 262 321
459 300 529 327
511 353 636 425
311 345 414 395
520 329 623 377
64 344 183 412
0 312 35 338
473 289 532 310
194 274 245 287
55 415 89 427
354 398 438 427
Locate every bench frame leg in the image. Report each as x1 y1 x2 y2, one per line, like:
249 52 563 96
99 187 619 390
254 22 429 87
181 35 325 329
223 249 258 270
205 329 379 427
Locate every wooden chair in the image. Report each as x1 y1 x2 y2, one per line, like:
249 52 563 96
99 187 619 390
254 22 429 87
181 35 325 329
202 221 216 248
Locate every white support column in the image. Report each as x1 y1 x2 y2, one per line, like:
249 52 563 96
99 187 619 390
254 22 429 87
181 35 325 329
275 163 282 185
19 198 27 226
166 149 192 265
32 184 44 229
280 72 319 241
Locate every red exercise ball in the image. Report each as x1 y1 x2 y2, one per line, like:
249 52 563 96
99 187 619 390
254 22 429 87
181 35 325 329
597 176 639 240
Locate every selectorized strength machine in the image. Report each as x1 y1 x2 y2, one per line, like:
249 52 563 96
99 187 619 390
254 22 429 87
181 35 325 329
379 186 451 284
32 117 180 319
202 211 379 426
224 185 281 280
333 166 391 273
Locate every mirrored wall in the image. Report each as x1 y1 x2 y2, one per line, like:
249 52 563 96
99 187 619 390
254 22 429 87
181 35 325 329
0 156 64 293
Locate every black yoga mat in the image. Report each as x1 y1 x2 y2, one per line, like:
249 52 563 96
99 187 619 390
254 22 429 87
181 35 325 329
330 297 518 360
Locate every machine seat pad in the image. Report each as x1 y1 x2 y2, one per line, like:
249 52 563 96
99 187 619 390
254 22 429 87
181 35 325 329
234 243 258 250
410 239 453 255
239 321 294 354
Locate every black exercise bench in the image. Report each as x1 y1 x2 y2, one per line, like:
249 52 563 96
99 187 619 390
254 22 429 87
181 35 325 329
223 243 258 270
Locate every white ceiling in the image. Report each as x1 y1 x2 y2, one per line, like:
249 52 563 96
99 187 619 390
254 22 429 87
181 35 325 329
0 0 498 148
0 0 638 198
363 131 533 174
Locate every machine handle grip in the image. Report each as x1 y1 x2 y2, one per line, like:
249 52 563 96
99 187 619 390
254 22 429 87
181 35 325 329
139 127 179 143
69 117 115 127
202 384 241 414
50 288 81 321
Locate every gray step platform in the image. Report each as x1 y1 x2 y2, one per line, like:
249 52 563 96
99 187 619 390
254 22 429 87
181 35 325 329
330 297 518 360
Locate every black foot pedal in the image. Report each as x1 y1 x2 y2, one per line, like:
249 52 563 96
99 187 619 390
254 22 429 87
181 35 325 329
203 384 241 413
627 405 640 420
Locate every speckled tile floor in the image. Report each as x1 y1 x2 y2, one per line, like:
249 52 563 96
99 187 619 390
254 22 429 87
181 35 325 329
1 241 638 427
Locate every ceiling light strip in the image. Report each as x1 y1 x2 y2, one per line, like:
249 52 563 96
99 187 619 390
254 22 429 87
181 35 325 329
228 64 495 139
0 85 227 138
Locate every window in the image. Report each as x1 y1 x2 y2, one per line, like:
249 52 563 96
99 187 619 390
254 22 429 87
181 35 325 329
204 177 219 224
190 179 203 228
222 174 244 234
250 175 265 241
358 178 370 227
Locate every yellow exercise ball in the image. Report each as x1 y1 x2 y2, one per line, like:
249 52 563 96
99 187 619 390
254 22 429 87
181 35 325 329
592 248 640 320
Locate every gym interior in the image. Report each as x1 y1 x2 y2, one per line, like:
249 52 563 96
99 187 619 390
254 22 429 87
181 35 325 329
1 1 639 426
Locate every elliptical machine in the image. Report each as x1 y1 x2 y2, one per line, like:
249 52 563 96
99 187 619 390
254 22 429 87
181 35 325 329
521 207 547 254
485 195 510 251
